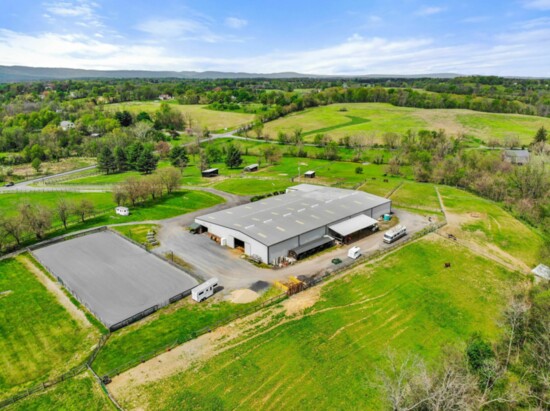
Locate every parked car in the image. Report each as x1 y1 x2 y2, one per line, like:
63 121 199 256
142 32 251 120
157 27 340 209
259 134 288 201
4 182 14 187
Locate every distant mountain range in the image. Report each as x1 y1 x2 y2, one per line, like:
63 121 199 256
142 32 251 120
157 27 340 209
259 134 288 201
0 65 463 82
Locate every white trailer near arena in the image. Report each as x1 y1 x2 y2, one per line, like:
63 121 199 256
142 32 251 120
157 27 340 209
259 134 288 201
192 277 219 302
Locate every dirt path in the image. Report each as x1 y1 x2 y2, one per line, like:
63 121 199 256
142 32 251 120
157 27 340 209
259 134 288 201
18 255 92 328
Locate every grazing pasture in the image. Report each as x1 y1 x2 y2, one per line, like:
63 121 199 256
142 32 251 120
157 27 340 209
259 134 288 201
263 103 550 144
0 256 99 400
106 102 255 132
114 237 522 410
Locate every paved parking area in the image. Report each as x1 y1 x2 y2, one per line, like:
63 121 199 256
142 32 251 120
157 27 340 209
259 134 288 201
155 209 433 289
33 230 198 328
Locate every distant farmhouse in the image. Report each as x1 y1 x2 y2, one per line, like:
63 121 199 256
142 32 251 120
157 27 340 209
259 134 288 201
158 94 173 101
60 120 75 131
503 149 530 165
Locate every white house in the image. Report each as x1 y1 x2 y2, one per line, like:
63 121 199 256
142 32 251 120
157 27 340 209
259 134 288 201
115 206 129 216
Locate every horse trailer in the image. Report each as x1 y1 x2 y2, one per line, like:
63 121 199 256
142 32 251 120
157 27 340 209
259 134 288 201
192 277 219 302
383 225 407 244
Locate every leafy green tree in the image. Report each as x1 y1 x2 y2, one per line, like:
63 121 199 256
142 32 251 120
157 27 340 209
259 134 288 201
169 146 189 171
206 145 223 163
115 110 133 127
31 158 42 173
136 148 159 174
136 111 152 122
114 146 128 172
97 146 116 174
225 144 243 169
466 333 494 372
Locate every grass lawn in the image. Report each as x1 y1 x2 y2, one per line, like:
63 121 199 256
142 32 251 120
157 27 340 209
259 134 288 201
0 190 223 250
106 102 255 132
0 256 99 400
263 103 550 144
6 371 115 411
438 186 546 267
118 237 522 410
390 182 442 212
113 224 160 248
212 178 293 196
92 288 282 376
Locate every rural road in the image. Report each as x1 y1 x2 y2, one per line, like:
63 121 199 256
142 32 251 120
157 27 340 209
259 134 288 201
0 165 97 193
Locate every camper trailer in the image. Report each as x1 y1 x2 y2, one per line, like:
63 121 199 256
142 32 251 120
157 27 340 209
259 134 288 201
383 225 407 244
348 246 361 259
191 277 219 302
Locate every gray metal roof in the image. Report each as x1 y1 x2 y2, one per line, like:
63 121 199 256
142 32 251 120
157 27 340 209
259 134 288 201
504 150 530 158
329 214 378 237
196 184 390 247
532 264 550 280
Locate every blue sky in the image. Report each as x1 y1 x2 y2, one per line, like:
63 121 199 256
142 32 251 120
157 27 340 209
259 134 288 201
0 0 549 75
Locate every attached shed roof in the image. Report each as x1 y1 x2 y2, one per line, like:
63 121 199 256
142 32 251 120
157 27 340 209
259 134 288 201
329 214 378 237
505 150 530 158
196 184 390 247
289 236 334 256
203 168 218 173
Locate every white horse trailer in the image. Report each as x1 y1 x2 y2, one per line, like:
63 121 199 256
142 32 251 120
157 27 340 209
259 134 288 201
192 277 219 302
383 225 407 244
348 246 361 259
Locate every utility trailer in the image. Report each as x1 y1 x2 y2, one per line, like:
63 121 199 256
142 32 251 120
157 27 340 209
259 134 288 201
192 277 219 302
383 225 407 244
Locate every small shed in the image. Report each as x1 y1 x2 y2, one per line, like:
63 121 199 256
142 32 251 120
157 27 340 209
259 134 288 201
503 150 530 165
115 206 129 216
244 164 259 172
532 264 550 281
60 120 75 131
304 170 316 178
202 168 219 178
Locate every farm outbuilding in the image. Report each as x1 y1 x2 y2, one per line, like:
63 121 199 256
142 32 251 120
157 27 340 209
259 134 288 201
244 164 259 172
115 206 129 216
202 168 219 177
195 184 391 265
503 149 530 165
304 170 316 178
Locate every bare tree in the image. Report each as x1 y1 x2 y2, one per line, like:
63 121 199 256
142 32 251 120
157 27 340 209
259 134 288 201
120 177 144 206
56 198 73 230
383 132 400 149
144 174 164 200
112 184 127 206
73 199 95 223
0 214 27 245
19 202 52 240
157 167 181 193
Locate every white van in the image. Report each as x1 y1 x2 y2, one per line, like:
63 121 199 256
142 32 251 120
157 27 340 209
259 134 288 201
191 277 219 302
383 225 407 244
348 246 361 259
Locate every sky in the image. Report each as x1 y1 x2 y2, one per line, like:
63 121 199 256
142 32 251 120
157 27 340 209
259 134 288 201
0 0 549 76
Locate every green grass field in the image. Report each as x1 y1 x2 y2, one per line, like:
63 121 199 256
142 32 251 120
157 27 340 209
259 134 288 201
106 102 255 132
263 103 550 144
118 238 522 410
212 178 293 195
390 182 442 212
6 371 115 411
0 190 223 249
113 224 160 247
0 256 99 399
438 186 546 267
92 288 282 376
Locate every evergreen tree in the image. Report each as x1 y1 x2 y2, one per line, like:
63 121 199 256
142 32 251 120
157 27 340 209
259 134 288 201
169 145 189 171
115 110 133 127
534 126 547 143
126 142 144 170
136 149 158 174
97 146 116 174
114 146 128 172
225 144 243 169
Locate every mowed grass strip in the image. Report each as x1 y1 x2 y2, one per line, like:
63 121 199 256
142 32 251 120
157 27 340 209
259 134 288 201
212 178 293 196
6 371 116 411
0 257 99 399
121 238 522 410
438 186 545 267
390 182 441 212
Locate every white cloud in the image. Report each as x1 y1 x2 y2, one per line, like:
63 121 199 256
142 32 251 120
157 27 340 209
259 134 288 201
225 17 247 29
522 0 550 10
43 0 103 28
415 6 446 16
136 18 243 43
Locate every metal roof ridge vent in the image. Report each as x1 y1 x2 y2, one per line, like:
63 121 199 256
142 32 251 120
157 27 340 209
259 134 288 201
263 219 272 223
283 212 292 217
297 208 305 212
311 203 319 208
325 199 333 203
245 224 255 229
